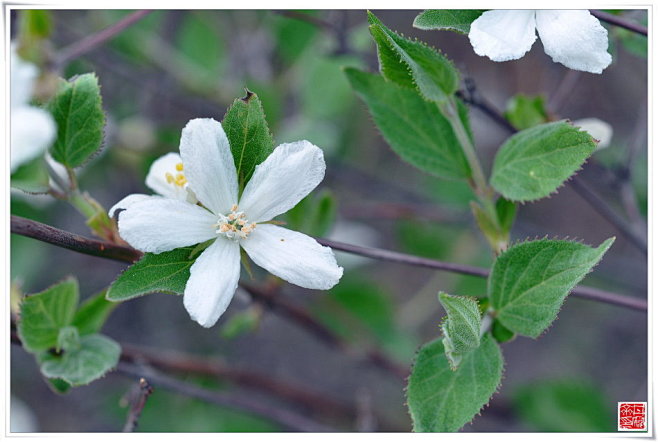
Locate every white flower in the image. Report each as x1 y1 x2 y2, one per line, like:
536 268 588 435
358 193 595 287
109 152 198 217
468 10 612 74
573 118 613 150
112 118 344 327
11 45 56 172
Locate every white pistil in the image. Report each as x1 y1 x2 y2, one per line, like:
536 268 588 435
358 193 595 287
214 205 256 240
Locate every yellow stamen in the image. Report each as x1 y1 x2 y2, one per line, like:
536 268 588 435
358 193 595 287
165 172 175 184
231 204 238 212
175 162 184 172
175 173 187 186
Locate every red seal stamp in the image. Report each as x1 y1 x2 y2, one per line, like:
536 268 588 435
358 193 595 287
618 402 647 431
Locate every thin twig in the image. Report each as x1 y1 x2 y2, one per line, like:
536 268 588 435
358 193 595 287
115 362 336 432
11 215 142 263
56 10 153 66
273 10 335 30
11 216 646 311
590 10 648 36
568 176 647 254
122 378 153 432
317 238 647 312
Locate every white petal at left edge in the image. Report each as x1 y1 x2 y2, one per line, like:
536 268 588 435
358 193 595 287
241 224 343 290
11 106 56 172
468 10 537 62
183 238 241 327
117 197 218 253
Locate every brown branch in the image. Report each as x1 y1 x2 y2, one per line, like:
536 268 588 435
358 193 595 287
11 215 647 311
590 10 648 36
120 342 357 420
115 362 335 432
317 238 647 312
10 215 142 263
56 10 153 66
122 378 153 432
11 329 354 431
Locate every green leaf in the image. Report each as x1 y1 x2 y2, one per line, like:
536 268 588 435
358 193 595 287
513 379 615 431
72 290 117 335
38 334 120 386
490 121 597 202
106 247 196 301
222 91 274 191
438 292 481 370
504 94 549 130
18 278 79 353
495 197 516 234
56 326 80 352
345 68 470 180
413 10 485 34
489 238 614 338
46 378 72 394
48 73 105 167
10 156 50 194
367 11 459 104
407 333 503 432
491 319 516 343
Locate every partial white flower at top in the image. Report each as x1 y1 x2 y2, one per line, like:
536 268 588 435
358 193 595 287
111 118 344 327
573 118 613 150
11 45 56 172
468 10 612 74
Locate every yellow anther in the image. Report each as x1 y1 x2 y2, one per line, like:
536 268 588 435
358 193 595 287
175 162 184 172
238 219 246 226
219 224 230 233
228 213 236 221
165 172 175 184
175 173 187 186
231 204 238 212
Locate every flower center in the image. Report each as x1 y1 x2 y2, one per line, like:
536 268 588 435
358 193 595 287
214 204 256 240
165 162 187 187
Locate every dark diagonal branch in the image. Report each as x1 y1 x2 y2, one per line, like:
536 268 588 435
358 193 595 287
115 362 335 432
590 10 648 36
240 283 409 379
11 216 646 312
568 177 647 254
120 342 357 420
56 10 153 66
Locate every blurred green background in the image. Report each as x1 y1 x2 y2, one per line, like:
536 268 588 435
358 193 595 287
10 10 647 432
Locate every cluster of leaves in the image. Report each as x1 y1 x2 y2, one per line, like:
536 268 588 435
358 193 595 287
346 11 616 432
17 278 119 390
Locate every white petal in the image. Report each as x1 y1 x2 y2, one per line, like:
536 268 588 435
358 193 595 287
11 45 38 108
468 10 537 62
145 152 197 203
573 118 613 150
184 238 241 327
239 141 326 223
536 10 612 74
108 193 151 218
11 106 56 172
241 224 343 290
117 197 217 253
179 118 238 214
